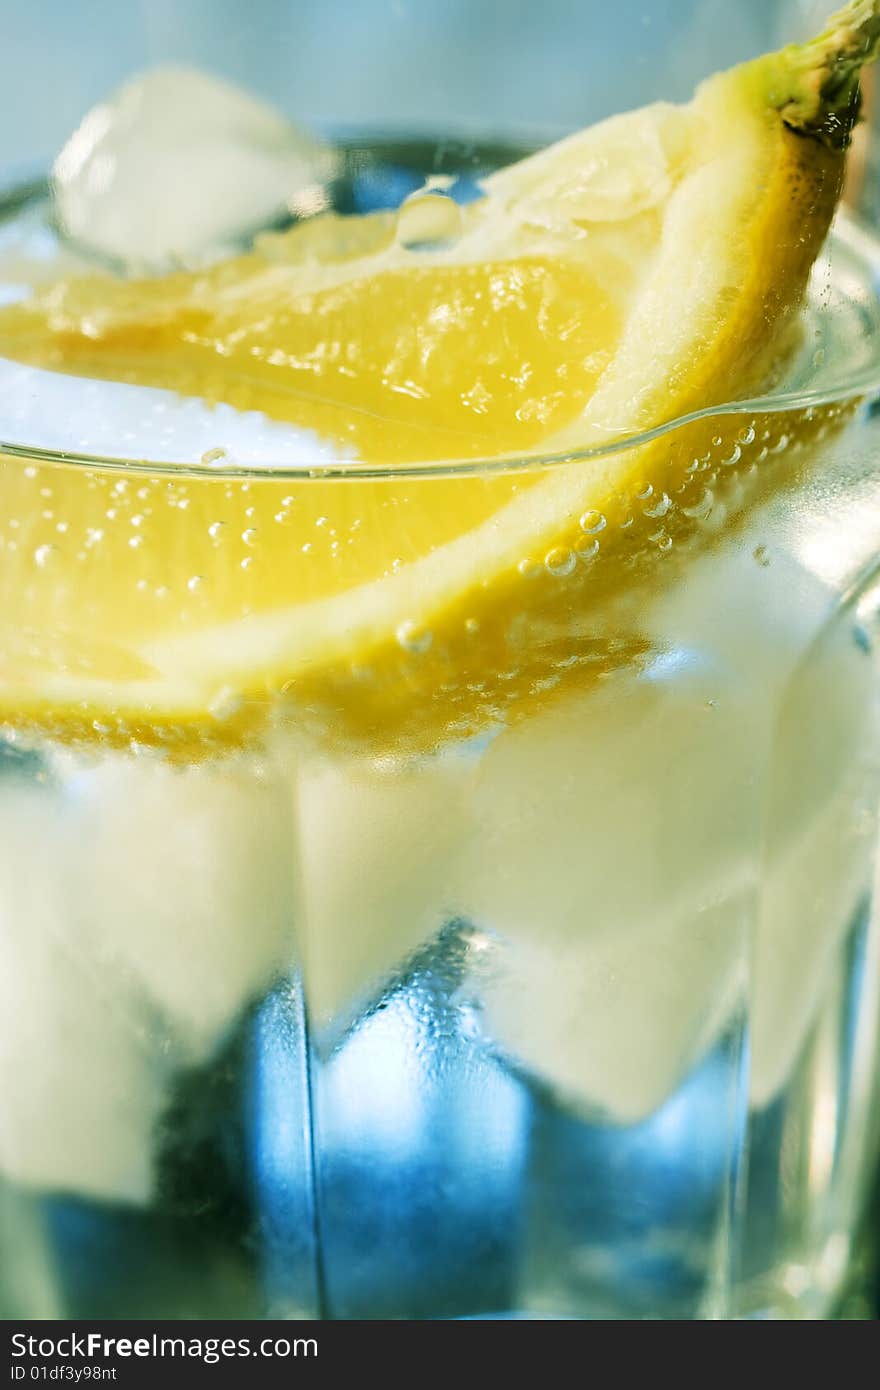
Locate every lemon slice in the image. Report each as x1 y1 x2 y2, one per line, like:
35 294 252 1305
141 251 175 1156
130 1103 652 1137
0 3 876 755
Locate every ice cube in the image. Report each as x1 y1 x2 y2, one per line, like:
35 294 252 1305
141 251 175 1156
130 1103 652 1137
52 66 336 271
0 754 298 1205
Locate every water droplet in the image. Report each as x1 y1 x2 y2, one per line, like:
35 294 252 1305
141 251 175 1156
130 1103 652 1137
738 425 756 446
240 556 254 570
711 435 723 448
578 510 606 534
131 513 145 528
242 528 258 547
23 466 37 479
187 575 204 592
753 545 771 568
208 521 225 541
635 483 653 501
771 433 790 455
720 444 741 467
315 515 329 528
128 535 143 549
396 619 433 653
34 544 56 569
275 510 291 524
397 190 463 250
517 557 540 578
544 546 576 577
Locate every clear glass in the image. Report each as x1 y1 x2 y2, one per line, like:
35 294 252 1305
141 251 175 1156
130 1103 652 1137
2 0 880 1321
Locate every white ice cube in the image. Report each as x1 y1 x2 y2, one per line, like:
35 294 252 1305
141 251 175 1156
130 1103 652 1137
0 754 297 1204
52 66 336 270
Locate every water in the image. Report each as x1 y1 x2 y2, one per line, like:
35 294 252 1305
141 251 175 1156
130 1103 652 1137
1 136 880 1319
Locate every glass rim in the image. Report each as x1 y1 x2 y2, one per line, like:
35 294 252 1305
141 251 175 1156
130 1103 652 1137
0 378 875 483
1 172 879 482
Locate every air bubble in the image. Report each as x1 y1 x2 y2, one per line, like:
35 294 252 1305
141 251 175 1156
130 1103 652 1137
465 618 480 635
187 575 205 592
396 619 433 653
711 435 723 448
241 556 254 570
642 491 671 518
544 546 576 577
242 528 258 547
682 488 714 520
208 687 244 720
753 545 771 567
517 557 540 578
574 536 600 562
34 544 57 569
720 445 741 467
738 425 756 445
208 521 225 541
128 535 143 549
578 510 606 534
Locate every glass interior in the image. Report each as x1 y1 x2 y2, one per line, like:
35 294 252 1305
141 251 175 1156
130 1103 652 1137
1 0 880 1322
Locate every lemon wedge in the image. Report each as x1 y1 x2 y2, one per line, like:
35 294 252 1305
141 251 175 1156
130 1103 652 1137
0 2 877 755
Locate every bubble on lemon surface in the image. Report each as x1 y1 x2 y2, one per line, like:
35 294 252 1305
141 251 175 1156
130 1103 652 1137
396 190 463 250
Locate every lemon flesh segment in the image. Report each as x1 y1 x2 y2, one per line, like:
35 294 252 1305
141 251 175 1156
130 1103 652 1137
0 49 856 753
